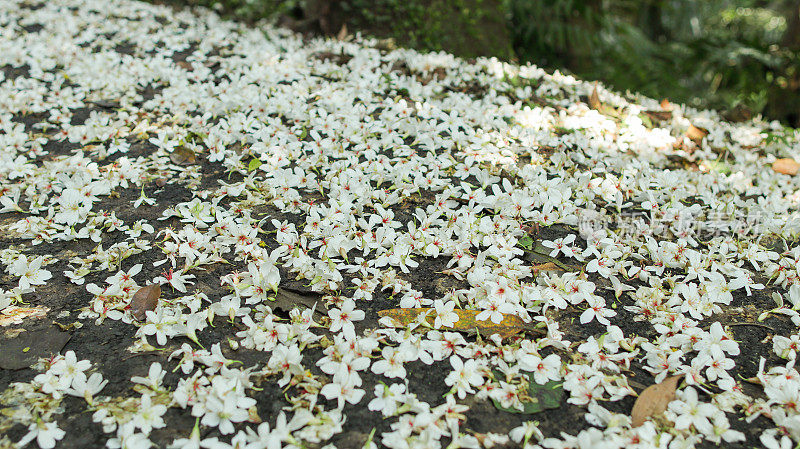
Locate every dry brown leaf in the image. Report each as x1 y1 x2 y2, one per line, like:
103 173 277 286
336 23 348 41
642 110 672 122
0 306 49 326
270 288 328 317
377 308 542 339
686 124 708 144
588 82 601 111
772 158 800 176
532 262 565 273
130 284 161 321
631 375 681 427
170 146 196 165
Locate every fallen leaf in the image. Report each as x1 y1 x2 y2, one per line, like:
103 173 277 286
491 370 563 414
0 326 71 370
631 375 681 427
270 288 328 317
378 308 543 339
248 158 262 172
336 23 348 41
130 284 161 321
518 234 534 250
699 160 731 175
660 99 673 111
375 38 396 51
772 158 800 176
0 306 49 327
522 242 572 271
642 110 672 122
88 99 120 109
686 124 708 144
170 146 196 165
531 262 565 273
247 406 262 423
314 51 353 64
588 82 601 110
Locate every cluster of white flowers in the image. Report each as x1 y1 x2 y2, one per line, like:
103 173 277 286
9 352 108 449
3 0 800 447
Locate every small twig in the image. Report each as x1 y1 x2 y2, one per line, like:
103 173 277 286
727 322 775 333
122 352 159 361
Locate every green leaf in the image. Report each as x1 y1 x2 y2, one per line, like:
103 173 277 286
248 158 262 172
522 242 571 270
702 160 731 175
491 370 563 414
638 113 653 129
518 235 534 250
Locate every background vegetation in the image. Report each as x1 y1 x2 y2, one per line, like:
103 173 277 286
153 0 800 127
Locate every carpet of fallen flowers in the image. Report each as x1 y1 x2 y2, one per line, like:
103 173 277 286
2 1 800 448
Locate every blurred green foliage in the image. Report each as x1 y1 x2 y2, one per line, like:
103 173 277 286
339 0 513 59
509 0 800 126
152 0 800 126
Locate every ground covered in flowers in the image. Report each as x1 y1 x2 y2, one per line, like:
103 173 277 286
1 1 800 448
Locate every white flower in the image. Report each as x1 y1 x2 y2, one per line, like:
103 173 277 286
49 350 91 379
432 299 458 329
131 394 167 434
65 371 108 404
371 346 407 379
9 255 52 291
139 310 171 346
328 299 364 340
773 333 800 360
244 412 290 449
444 355 484 399
368 383 406 417
509 421 544 445
541 234 576 258
668 387 717 435
131 362 166 391
476 294 515 324
199 393 256 435
579 296 616 325
154 269 196 293
33 371 71 399
106 422 153 449
519 353 562 384
17 420 66 449
320 377 365 409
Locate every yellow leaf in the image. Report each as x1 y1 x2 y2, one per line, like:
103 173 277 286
772 158 800 176
686 124 708 144
377 308 542 340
